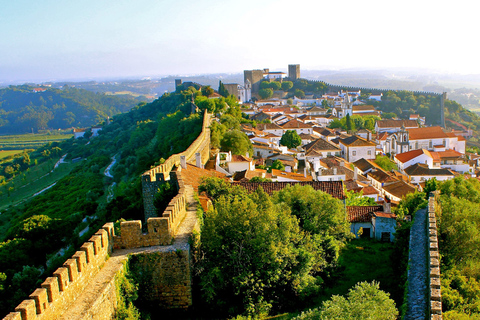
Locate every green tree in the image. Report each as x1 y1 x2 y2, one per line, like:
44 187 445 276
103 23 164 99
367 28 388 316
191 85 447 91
293 281 398 320
258 88 274 100
269 159 285 172
374 155 397 171
294 89 305 99
270 81 281 91
345 113 353 131
218 81 229 97
220 130 253 155
199 187 320 316
280 130 302 149
281 81 293 91
201 85 214 97
345 189 377 206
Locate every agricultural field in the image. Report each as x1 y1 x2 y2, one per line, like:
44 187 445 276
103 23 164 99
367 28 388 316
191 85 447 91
0 133 73 150
0 150 23 159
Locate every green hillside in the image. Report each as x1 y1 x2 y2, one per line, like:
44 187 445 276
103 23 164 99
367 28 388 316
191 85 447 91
0 85 147 134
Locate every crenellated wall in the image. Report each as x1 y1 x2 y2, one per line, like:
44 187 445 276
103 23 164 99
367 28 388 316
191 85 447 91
3 223 115 320
142 111 211 220
428 191 442 319
3 111 211 320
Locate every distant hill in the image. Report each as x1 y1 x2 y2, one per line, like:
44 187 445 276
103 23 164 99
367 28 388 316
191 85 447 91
0 85 147 134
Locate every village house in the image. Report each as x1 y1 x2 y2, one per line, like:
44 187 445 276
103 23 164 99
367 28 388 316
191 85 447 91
347 204 396 242
339 135 376 162
375 119 419 133
404 163 455 184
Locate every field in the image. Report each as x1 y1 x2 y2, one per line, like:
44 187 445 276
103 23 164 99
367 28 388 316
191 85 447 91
0 133 73 150
0 157 79 237
0 150 23 159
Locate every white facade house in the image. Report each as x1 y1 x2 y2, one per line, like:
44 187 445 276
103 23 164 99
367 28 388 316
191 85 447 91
339 136 376 163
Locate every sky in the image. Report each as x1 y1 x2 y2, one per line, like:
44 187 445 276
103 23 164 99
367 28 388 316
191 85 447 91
1 0 479 83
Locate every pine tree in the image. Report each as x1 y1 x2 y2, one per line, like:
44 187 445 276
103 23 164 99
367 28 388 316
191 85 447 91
218 81 229 98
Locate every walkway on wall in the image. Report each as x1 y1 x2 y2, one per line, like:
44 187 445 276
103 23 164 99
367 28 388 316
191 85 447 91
60 185 198 320
404 207 428 320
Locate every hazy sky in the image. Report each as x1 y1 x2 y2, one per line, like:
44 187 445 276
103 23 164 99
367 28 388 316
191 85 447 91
1 0 479 83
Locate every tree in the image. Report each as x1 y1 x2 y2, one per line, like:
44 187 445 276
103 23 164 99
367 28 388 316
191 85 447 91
280 130 302 149
269 159 285 172
270 81 281 91
218 81 229 97
281 81 293 91
374 155 397 171
199 187 320 316
294 89 305 99
220 130 253 155
202 85 214 97
345 189 377 206
258 88 273 100
293 282 398 320
345 113 353 131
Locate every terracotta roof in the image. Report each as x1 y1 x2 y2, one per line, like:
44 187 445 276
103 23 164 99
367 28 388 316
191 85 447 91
234 181 345 199
180 164 228 192
353 105 375 111
407 126 449 140
376 120 419 128
377 132 389 141
231 155 252 162
368 170 398 184
404 163 455 176
362 186 380 195
410 114 419 119
256 123 283 131
340 135 376 147
382 180 417 199
304 138 341 154
395 149 432 164
281 118 312 129
270 169 311 181
373 212 397 219
347 206 383 223
314 127 336 137
432 149 463 159
353 158 382 172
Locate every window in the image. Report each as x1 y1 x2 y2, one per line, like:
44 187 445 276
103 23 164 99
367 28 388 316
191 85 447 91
367 150 372 155
353 151 356 156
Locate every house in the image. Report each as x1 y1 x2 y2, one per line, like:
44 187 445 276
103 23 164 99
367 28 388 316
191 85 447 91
314 127 337 141
367 169 399 191
266 154 298 172
269 169 311 182
306 106 328 115
252 144 277 159
216 152 255 175
304 139 342 172
375 120 419 133
250 111 272 122
404 163 455 184
395 149 434 171
281 119 314 135
352 158 383 176
256 123 284 137
368 93 383 101
409 114 426 126
73 128 87 139
352 105 378 115
347 205 397 241
339 135 376 162
382 180 417 202
92 126 102 137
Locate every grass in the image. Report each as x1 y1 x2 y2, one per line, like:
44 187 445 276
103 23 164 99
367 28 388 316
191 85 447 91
0 158 79 211
0 150 23 159
0 133 73 150
284 238 401 318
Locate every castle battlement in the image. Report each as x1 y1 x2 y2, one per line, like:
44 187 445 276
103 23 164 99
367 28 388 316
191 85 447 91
4 223 114 320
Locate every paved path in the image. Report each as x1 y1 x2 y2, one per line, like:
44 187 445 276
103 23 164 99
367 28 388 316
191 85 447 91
404 208 428 320
60 186 198 319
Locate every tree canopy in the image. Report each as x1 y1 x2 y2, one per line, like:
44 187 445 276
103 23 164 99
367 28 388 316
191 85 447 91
280 130 302 149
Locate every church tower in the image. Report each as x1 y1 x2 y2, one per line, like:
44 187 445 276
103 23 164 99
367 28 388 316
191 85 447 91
397 125 409 154
342 94 353 117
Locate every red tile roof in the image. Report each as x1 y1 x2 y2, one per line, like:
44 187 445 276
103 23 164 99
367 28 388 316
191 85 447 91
180 164 228 192
233 181 345 199
376 119 418 129
395 149 431 163
347 206 383 223
407 126 449 140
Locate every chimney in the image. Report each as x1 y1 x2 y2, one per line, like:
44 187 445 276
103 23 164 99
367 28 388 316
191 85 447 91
180 155 187 169
383 199 391 213
195 153 203 169
340 160 345 167
246 152 250 159
333 168 337 175
304 167 307 178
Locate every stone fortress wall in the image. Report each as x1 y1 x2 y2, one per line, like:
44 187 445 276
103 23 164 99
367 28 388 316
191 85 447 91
142 111 211 220
3 111 212 320
4 224 115 320
428 191 442 319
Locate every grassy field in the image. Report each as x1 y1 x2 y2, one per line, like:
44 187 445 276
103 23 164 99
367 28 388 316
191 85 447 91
0 133 73 150
0 150 23 159
282 238 400 319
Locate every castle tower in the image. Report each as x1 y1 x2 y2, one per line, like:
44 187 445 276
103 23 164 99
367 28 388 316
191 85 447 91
175 79 182 88
288 64 300 80
244 69 264 95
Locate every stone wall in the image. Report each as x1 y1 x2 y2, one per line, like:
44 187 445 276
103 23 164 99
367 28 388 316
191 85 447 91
3 223 115 320
142 111 211 220
428 191 442 319
128 249 193 309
